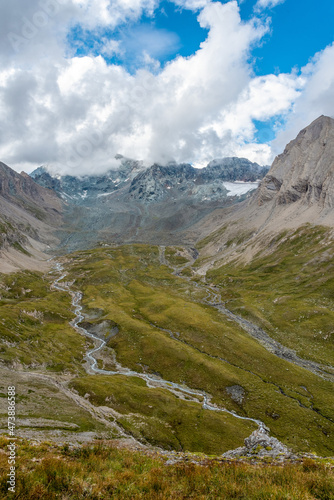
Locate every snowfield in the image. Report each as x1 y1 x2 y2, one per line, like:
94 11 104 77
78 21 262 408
223 181 259 197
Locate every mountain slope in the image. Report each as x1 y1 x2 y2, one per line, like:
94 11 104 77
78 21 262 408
30 157 266 252
195 116 334 268
0 162 63 272
256 115 334 208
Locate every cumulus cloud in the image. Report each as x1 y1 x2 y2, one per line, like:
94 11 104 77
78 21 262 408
0 0 326 174
273 43 334 155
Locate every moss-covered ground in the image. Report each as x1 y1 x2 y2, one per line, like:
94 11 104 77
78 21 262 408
0 270 86 372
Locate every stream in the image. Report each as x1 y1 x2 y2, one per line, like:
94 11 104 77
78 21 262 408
52 262 267 432
201 286 334 382
165 248 334 382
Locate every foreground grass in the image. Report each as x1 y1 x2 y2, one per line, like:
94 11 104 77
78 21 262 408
0 438 333 499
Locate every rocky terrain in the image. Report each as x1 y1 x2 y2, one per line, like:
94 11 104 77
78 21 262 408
29 156 266 253
195 115 334 269
0 162 63 272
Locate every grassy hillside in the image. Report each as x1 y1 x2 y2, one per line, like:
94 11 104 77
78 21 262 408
0 271 105 437
0 270 85 371
63 244 334 456
206 225 334 369
1 236 333 456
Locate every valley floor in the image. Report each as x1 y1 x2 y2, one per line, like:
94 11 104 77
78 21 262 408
0 234 334 496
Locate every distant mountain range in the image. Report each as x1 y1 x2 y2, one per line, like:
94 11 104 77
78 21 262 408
30 157 267 203
1 115 334 268
26 157 267 253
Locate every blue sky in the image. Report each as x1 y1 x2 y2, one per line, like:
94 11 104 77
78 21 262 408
68 0 334 75
244 0 334 75
1 0 334 173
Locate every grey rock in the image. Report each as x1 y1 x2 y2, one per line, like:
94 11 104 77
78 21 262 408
222 427 293 459
257 115 334 208
225 385 245 405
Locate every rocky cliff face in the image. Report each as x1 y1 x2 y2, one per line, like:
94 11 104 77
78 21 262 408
31 157 267 204
0 162 63 271
30 157 144 202
128 158 267 202
257 116 334 208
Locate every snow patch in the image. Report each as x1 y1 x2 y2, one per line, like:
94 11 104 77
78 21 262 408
223 181 258 197
97 192 114 198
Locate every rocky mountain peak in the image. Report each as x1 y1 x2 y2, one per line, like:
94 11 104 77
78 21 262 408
128 158 267 202
257 115 334 207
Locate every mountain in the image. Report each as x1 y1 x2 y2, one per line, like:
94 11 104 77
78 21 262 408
30 156 144 202
128 159 267 202
31 157 267 204
256 115 334 208
0 161 63 272
30 157 267 252
195 115 334 268
1 117 334 464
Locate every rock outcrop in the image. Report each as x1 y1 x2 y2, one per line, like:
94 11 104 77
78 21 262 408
222 427 294 459
256 115 334 208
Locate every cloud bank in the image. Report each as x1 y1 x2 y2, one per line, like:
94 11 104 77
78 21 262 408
0 0 333 175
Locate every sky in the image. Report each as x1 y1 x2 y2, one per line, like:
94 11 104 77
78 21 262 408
0 0 334 175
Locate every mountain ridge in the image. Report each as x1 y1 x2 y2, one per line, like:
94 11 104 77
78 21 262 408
0 162 63 272
28 156 266 252
193 115 334 271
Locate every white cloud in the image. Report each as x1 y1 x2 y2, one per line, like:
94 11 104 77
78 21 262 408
273 43 334 155
172 0 211 10
255 0 286 10
0 0 329 175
